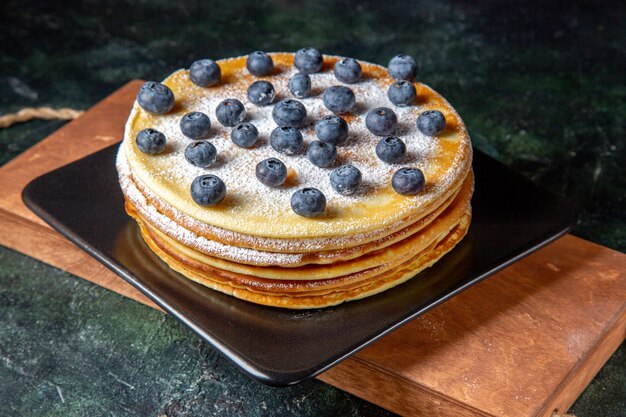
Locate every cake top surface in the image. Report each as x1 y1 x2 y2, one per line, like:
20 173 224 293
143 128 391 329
121 53 471 239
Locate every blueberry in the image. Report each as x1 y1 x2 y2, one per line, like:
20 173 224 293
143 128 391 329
416 110 446 136
270 126 304 155
184 141 217 167
190 174 226 206
376 136 406 164
365 107 397 136
189 59 221 87
135 128 166 155
231 122 259 148
322 86 355 114
215 99 246 127
334 58 362 84
179 111 211 139
388 54 418 81
246 51 274 76
255 157 287 187
391 168 425 195
387 80 416 107
330 164 362 196
294 47 323 74
306 141 337 168
315 115 349 146
289 73 311 98
247 80 275 106
272 99 307 128
291 188 326 217
137 81 175 115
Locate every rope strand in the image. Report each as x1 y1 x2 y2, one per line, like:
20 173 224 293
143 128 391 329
0 107 84 128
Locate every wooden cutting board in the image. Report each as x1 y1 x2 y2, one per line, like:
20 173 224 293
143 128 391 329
1 81 624 417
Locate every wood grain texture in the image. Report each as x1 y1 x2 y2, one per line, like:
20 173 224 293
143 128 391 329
319 235 626 416
0 81 624 417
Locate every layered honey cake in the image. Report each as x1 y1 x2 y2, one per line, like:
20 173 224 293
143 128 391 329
116 50 473 309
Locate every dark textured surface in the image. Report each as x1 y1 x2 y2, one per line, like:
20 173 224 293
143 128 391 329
0 248 391 417
1 0 624 415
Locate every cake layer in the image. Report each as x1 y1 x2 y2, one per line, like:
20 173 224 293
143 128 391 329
124 172 471 278
121 53 472 241
138 210 471 309
118 144 472 260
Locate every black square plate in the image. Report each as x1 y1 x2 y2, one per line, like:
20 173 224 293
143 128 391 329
22 143 577 386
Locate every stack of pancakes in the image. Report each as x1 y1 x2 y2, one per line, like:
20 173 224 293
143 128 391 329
117 53 473 309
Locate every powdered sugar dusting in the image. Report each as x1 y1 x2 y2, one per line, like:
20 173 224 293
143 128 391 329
146 66 439 217
121 54 472 240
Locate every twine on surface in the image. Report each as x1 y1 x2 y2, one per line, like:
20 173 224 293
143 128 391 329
0 107 84 128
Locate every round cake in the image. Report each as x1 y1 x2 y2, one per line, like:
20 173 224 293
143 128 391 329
116 51 473 309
